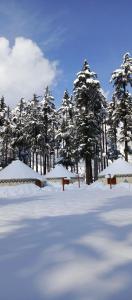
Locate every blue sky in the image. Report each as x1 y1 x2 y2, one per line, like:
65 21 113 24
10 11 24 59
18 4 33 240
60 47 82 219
0 0 131 106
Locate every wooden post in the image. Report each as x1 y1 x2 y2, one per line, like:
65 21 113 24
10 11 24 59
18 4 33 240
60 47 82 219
62 177 64 191
110 175 112 189
78 175 80 188
62 177 70 191
106 174 112 189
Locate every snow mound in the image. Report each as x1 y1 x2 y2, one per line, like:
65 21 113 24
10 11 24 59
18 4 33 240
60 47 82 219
99 158 132 177
112 182 132 190
45 164 78 179
89 181 109 190
0 159 43 180
0 183 41 198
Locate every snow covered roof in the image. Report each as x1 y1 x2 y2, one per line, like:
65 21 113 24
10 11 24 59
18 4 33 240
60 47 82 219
99 158 132 177
45 164 78 179
0 160 43 181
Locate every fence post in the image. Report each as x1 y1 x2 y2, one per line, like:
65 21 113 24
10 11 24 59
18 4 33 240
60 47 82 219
62 177 64 191
78 175 80 188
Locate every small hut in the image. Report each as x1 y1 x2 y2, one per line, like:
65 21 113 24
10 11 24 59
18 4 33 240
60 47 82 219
0 159 45 187
98 158 132 185
45 164 78 184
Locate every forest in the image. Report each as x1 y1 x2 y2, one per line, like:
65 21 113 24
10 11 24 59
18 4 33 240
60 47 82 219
0 53 132 184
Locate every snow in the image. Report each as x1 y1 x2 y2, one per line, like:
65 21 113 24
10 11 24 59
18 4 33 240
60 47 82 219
0 182 132 300
45 164 78 179
86 78 99 84
0 183 41 198
73 78 79 85
99 157 132 177
0 159 43 180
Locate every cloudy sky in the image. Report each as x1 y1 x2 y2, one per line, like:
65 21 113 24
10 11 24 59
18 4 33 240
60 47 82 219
0 0 131 107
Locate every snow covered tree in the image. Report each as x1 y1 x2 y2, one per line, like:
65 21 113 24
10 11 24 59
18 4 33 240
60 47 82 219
107 96 120 161
24 94 43 171
0 97 8 126
40 87 57 174
0 97 13 167
0 89 57 174
110 53 132 161
11 98 30 163
73 60 107 184
56 90 74 168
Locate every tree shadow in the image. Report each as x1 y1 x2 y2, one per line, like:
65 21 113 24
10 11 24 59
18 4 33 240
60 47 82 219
0 194 132 299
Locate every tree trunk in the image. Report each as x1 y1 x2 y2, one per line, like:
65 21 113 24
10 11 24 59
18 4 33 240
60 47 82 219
124 140 128 161
57 147 59 158
32 151 35 170
47 154 50 172
40 153 42 175
49 154 52 170
29 151 31 167
124 119 128 161
94 156 98 181
53 151 55 168
76 161 78 174
94 144 98 181
105 122 108 167
85 156 92 185
102 123 106 169
36 152 38 172
44 153 47 175
100 133 103 171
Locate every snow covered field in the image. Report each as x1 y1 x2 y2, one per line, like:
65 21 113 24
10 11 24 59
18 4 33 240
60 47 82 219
0 182 132 300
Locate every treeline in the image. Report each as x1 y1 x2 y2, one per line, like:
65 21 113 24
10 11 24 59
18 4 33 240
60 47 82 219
0 53 132 184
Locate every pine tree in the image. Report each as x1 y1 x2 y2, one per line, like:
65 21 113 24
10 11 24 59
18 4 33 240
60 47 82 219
73 60 106 184
110 53 132 161
25 94 42 171
56 90 74 168
0 97 12 167
11 98 30 163
40 87 56 174
107 96 120 160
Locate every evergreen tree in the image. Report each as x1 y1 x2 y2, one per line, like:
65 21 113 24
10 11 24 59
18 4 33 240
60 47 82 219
110 53 132 161
107 96 120 160
56 90 74 168
0 97 12 167
73 60 106 184
25 94 42 171
11 98 30 163
40 87 56 174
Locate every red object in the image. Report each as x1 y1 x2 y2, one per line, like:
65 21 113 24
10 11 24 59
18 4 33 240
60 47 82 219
107 177 116 185
62 178 70 191
63 179 70 184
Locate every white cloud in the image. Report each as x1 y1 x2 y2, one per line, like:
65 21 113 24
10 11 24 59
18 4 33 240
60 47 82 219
0 37 59 106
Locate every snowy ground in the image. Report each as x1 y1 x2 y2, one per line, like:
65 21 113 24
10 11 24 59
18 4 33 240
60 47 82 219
0 182 132 300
